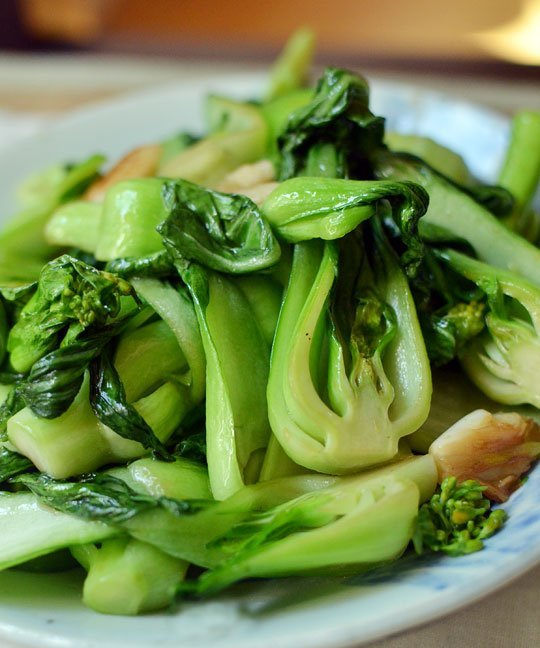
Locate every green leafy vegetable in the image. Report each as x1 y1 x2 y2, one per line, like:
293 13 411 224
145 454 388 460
266 224 431 475
498 111 540 240
158 179 281 274
89 350 172 459
14 472 209 524
171 261 272 499
181 475 420 596
15 323 126 420
373 150 540 286
0 155 105 284
265 27 315 101
0 447 34 484
262 176 427 275
438 248 540 407
277 67 385 180
7 255 133 373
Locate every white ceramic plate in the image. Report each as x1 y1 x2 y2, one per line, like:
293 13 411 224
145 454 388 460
0 72 537 648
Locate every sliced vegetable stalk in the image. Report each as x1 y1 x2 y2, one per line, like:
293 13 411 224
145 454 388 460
95 178 168 261
439 248 540 408
71 538 189 615
44 201 102 253
0 491 117 572
14 455 436 572
0 155 105 283
130 278 206 406
186 476 420 596
265 27 315 101
497 111 540 240
158 98 268 186
267 226 431 475
173 261 272 500
70 457 211 615
373 150 540 286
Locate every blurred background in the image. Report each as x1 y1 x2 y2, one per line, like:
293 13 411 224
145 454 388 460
3 0 540 65
0 0 539 115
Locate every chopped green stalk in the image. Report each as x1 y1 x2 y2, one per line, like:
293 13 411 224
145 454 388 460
95 179 168 261
188 476 419 596
413 477 507 556
159 132 198 166
373 151 540 285
71 538 188 615
265 27 316 101
44 201 102 253
259 434 307 481
71 456 212 614
0 155 105 272
130 278 206 405
8 373 187 478
235 275 283 348
205 95 267 134
384 132 472 185
113 319 189 402
0 491 117 571
7 375 111 477
121 456 212 500
175 263 272 500
15 155 105 211
267 229 431 474
158 100 268 186
439 248 540 407
498 111 540 239
261 89 314 160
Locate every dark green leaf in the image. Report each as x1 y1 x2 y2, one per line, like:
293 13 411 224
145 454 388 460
174 431 207 465
15 323 124 419
158 180 281 274
105 250 175 279
13 472 209 524
0 447 34 484
277 67 385 180
89 350 172 459
7 255 133 373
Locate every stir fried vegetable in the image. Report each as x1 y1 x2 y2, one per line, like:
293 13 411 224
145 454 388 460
0 30 539 617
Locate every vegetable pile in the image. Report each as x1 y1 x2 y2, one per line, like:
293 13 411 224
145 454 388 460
1 29 540 615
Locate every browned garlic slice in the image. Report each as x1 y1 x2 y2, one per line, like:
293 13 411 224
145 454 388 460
215 160 278 204
429 409 540 501
217 159 275 191
85 144 162 202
